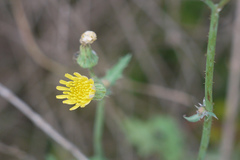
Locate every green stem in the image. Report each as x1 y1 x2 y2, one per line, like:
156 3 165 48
89 68 102 84
218 0 230 9
89 68 97 79
93 100 105 158
197 3 219 160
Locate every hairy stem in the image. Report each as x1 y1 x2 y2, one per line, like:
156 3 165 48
93 100 105 158
197 0 230 159
197 0 229 158
197 3 219 160
218 0 230 9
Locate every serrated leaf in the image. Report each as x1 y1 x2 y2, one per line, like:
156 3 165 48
103 54 131 86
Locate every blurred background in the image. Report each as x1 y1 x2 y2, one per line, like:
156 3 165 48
0 0 238 160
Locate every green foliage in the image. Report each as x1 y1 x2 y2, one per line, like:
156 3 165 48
103 54 132 86
123 116 184 160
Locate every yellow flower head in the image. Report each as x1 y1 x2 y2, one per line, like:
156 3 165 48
56 72 96 110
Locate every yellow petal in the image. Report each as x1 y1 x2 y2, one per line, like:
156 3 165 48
80 104 86 108
56 86 69 91
56 95 69 99
89 79 94 84
63 91 70 94
81 76 88 81
80 100 91 107
63 100 76 104
69 103 81 111
65 73 76 80
73 72 82 77
59 80 68 85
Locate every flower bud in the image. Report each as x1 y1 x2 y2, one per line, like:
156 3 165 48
77 45 98 68
77 31 98 68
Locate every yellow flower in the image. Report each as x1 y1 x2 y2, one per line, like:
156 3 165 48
56 72 96 110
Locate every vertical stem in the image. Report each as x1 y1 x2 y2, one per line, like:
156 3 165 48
89 68 101 84
197 4 219 160
93 100 105 158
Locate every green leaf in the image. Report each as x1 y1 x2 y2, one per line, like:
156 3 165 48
183 114 201 122
207 112 218 120
103 54 131 86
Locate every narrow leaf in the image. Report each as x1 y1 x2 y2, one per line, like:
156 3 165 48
207 112 218 120
103 54 131 86
183 114 201 122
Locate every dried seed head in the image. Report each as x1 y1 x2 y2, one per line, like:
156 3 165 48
80 31 97 45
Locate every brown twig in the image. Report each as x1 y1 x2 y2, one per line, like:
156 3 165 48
0 83 88 160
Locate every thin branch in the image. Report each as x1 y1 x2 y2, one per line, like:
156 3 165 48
0 83 88 160
218 0 230 9
203 0 215 8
